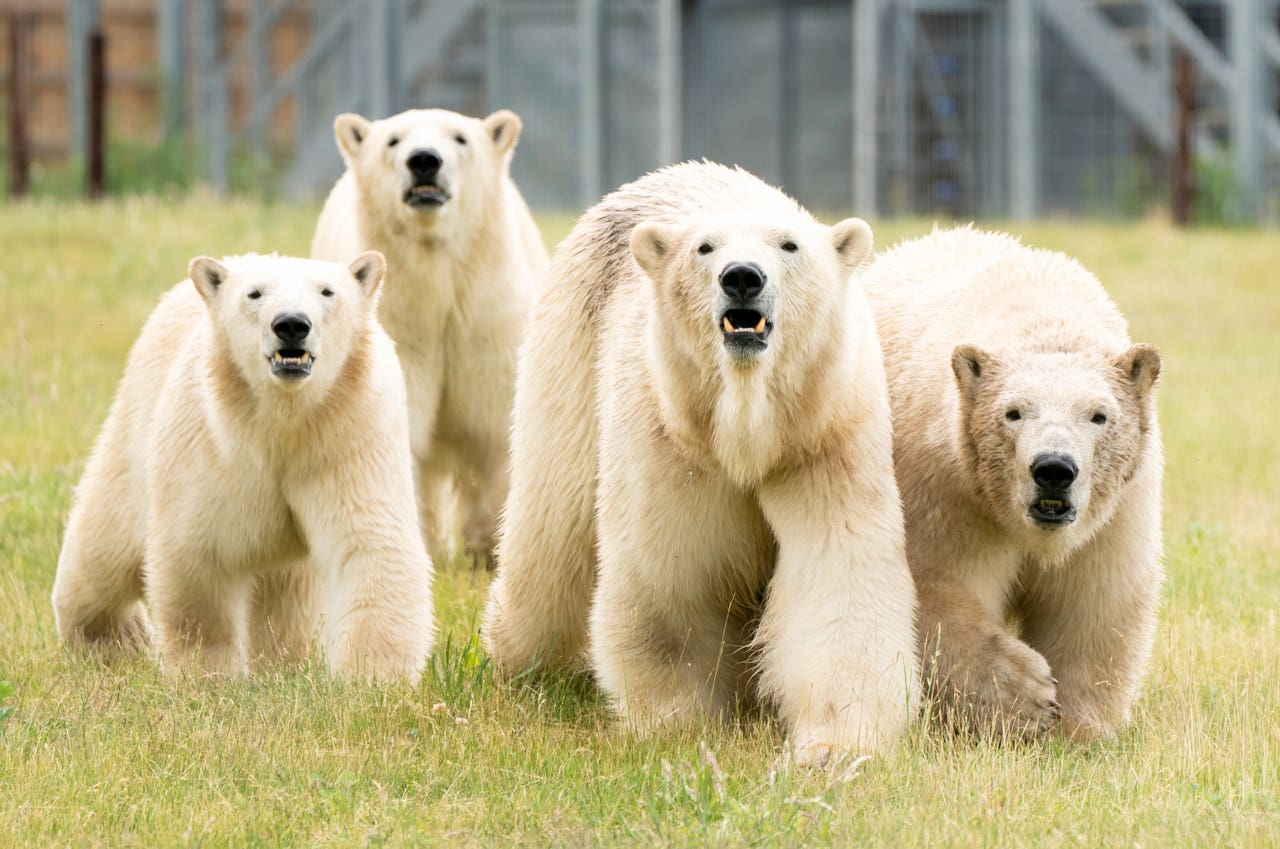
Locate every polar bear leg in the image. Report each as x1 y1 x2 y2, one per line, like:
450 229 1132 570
589 421 765 730
415 453 457 566
917 575 1060 739
1019 458 1162 740
247 559 320 667
754 453 920 765
590 499 759 730
51 478 151 656
147 549 251 679
483 296 600 676
296 454 434 684
459 449 506 569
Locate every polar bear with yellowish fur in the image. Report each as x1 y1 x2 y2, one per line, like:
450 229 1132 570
52 252 433 682
312 108 547 565
484 162 919 765
862 226 1163 741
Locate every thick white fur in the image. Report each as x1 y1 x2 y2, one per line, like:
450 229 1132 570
51 253 434 682
311 108 548 564
484 162 919 764
861 225 1164 740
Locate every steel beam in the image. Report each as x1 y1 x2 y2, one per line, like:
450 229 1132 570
66 0 101 161
1230 0 1263 220
657 0 681 165
854 0 879 216
1008 0 1038 219
578 0 603 205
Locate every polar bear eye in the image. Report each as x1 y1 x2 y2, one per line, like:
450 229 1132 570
387 136 400 149
454 134 467 146
1091 412 1108 425
697 243 714 255
781 240 799 253
1005 408 1022 422
321 288 335 298
247 290 262 301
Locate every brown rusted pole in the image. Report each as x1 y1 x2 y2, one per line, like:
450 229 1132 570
87 27 106 199
7 13 33 199
1172 49 1197 226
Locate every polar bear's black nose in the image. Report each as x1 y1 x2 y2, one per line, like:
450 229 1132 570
272 312 312 345
719 262 766 301
1031 453 1078 491
407 148 443 181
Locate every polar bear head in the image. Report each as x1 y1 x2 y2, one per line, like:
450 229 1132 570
952 338 1161 557
188 252 386 401
629 208 874 485
630 210 873 372
333 108 522 237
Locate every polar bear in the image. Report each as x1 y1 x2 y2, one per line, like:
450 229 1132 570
51 252 434 682
861 226 1163 741
311 108 548 566
483 162 919 764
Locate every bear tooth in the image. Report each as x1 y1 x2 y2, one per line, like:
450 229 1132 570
753 317 766 333
723 317 733 333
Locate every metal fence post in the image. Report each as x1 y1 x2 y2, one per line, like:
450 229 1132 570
657 0 681 166
578 0 603 206
1008 0 1039 219
66 0 101 163
367 0 401 118
1229 0 1262 221
195 1 228 194
854 0 879 216
157 0 185 142
249 0 269 150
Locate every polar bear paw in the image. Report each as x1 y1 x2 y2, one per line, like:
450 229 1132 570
953 633 1060 740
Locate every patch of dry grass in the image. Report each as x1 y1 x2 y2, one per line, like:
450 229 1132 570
1 201 1276 846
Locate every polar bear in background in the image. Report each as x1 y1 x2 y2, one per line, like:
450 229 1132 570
483 162 919 765
52 252 434 682
861 226 1164 741
312 108 548 566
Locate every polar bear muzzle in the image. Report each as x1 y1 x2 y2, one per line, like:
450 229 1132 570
268 311 314 380
403 148 450 210
718 262 773 357
1027 452 1079 526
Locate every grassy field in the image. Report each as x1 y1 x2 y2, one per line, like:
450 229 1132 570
1 199 1277 847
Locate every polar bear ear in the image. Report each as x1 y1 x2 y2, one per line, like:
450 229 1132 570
1114 343 1162 399
483 109 522 156
951 343 996 400
831 217 874 276
631 221 674 280
348 251 387 301
334 113 372 162
189 256 230 303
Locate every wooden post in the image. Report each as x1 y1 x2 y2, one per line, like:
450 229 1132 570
6 13 33 199
1172 49 1196 226
87 28 107 199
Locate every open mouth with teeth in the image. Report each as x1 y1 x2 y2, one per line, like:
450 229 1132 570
403 183 450 209
269 349 313 379
720 309 771 352
1028 497 1076 526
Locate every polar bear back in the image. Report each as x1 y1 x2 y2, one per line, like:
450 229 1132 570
862 225 1134 419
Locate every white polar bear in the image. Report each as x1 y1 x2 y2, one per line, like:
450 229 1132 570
311 108 548 565
861 226 1164 740
51 252 434 682
483 162 919 764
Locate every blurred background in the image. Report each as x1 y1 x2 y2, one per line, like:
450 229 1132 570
2 0 1278 223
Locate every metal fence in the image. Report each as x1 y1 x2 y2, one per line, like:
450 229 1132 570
46 0 1280 220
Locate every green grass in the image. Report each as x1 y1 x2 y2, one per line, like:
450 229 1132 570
1 200 1278 847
